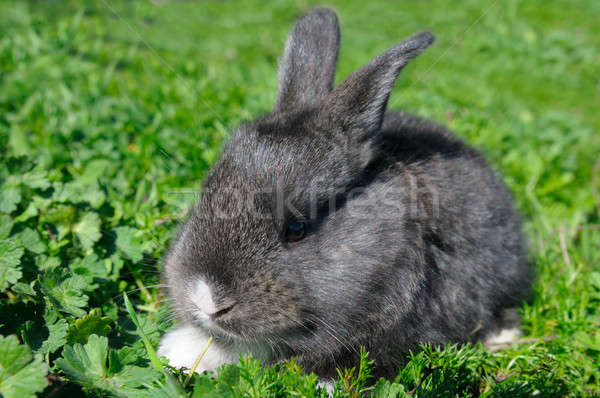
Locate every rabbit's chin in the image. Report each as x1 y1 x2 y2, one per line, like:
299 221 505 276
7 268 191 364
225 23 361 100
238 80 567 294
157 324 273 374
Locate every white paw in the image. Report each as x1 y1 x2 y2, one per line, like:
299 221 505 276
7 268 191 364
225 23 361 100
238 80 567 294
317 379 335 396
157 324 238 373
484 327 522 346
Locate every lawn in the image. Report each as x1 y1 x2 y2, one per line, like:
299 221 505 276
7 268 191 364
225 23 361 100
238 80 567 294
0 0 599 396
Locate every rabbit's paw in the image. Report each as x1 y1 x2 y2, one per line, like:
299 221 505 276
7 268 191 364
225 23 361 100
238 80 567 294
157 324 236 373
484 327 522 347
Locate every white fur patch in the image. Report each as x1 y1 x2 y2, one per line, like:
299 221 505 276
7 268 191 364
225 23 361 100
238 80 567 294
190 279 217 320
157 324 238 373
484 327 522 346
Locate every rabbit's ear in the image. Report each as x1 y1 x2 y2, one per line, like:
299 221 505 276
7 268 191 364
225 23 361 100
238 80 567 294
325 31 434 138
274 8 340 113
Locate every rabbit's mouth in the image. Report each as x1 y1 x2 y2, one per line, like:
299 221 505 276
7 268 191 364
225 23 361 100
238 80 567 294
191 309 238 340
190 301 311 345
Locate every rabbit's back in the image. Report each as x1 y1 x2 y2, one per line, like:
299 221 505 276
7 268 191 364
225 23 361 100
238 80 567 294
370 111 531 345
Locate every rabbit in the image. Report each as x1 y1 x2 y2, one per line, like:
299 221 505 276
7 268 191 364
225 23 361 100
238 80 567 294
157 7 532 382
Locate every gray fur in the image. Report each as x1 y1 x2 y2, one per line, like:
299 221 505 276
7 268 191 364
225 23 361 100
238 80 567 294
162 8 532 380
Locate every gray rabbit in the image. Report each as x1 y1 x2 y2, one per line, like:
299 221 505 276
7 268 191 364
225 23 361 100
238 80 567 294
158 8 532 381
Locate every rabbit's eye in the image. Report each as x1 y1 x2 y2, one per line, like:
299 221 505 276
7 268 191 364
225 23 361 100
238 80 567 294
286 221 306 243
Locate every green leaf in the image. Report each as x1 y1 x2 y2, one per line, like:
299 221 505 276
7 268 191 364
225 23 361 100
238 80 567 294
21 168 50 189
40 318 68 354
0 215 14 238
109 253 125 277
0 186 21 213
10 282 36 296
69 253 109 284
35 254 61 271
4 157 35 175
80 159 111 184
38 267 89 317
371 378 409 398
115 226 144 263
56 334 160 397
149 372 188 398
67 309 112 345
0 335 48 398
53 181 106 208
57 334 108 383
0 239 24 292
192 376 221 398
21 316 68 355
14 228 45 254
73 212 102 250
14 201 38 222
38 203 76 227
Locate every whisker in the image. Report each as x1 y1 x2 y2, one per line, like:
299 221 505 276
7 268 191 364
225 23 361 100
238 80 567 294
276 312 340 364
307 314 358 355
112 284 172 303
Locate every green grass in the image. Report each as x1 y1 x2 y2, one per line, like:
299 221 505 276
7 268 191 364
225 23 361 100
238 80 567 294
1 0 599 396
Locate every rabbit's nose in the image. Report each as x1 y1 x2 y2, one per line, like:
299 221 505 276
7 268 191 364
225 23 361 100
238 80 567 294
191 278 236 323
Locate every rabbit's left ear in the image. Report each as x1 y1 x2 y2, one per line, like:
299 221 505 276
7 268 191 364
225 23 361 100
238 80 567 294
274 8 340 113
325 31 434 138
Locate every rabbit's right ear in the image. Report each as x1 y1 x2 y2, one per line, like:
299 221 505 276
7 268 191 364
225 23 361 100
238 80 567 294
274 8 340 113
